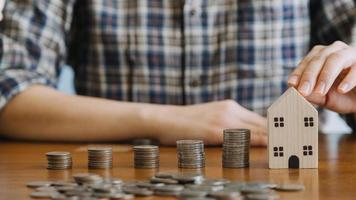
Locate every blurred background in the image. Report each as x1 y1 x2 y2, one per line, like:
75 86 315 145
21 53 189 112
58 66 352 135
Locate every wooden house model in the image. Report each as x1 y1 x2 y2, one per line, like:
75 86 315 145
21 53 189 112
267 87 318 169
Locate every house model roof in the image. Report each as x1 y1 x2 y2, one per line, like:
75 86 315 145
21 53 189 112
267 87 317 113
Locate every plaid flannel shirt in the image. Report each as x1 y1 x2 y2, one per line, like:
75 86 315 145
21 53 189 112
0 0 355 130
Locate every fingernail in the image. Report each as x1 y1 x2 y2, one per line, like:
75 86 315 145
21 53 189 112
338 83 349 93
288 75 299 85
299 81 310 95
315 81 326 94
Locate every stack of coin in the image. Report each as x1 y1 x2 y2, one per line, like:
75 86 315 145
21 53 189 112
222 129 251 168
46 151 72 170
88 146 113 169
133 145 159 168
176 140 205 168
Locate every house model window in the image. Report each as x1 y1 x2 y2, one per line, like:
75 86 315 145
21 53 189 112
303 145 313 156
274 117 284 127
304 117 314 127
273 146 284 157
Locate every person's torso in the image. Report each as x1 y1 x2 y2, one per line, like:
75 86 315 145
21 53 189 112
68 0 310 115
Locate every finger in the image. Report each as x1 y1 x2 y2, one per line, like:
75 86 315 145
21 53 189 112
288 45 324 86
315 47 356 95
338 64 356 94
297 41 347 96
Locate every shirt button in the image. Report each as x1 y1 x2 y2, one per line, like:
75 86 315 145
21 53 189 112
189 78 200 87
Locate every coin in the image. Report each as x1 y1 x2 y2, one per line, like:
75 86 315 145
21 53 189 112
123 185 154 196
241 186 271 194
208 190 242 199
27 181 53 188
246 193 280 200
133 145 159 169
150 177 179 185
274 184 305 191
26 172 306 200
177 140 205 169
173 173 204 184
46 151 72 170
88 146 113 169
73 173 103 184
222 129 250 168
30 191 53 198
180 189 208 198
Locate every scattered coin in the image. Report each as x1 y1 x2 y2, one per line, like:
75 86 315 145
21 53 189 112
133 145 159 169
150 177 179 184
246 193 280 200
208 190 242 200
180 189 208 198
123 185 154 196
88 146 113 169
27 181 53 188
186 184 224 192
110 193 134 200
222 129 250 168
172 172 204 184
155 172 175 179
274 184 305 191
26 172 305 200
154 184 185 196
30 191 53 198
177 140 205 169
73 173 103 185
241 186 271 194
154 184 185 192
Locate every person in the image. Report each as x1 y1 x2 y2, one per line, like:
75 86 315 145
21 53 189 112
0 1 354 146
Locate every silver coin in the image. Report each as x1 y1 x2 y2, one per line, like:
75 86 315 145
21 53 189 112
30 191 53 198
180 189 208 198
246 193 280 200
241 187 271 194
46 152 71 156
177 140 205 169
123 186 154 196
150 177 179 185
154 184 185 192
208 190 242 199
222 129 250 169
133 145 159 169
274 184 305 191
27 181 53 188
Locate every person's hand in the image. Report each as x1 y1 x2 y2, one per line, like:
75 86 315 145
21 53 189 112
154 100 267 146
288 41 356 114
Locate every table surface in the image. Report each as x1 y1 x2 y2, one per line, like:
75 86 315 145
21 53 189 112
0 133 355 200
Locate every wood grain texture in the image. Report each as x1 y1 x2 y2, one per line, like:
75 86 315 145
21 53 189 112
0 133 356 200
268 87 318 168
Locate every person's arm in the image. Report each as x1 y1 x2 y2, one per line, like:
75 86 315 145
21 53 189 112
0 85 160 141
0 1 267 145
0 85 268 145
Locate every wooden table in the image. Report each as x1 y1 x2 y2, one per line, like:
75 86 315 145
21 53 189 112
0 133 355 200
